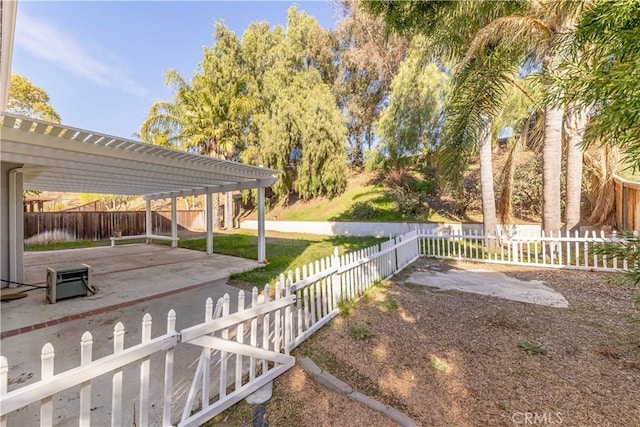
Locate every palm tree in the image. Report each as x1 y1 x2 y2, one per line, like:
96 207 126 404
367 0 587 236
140 68 257 229
564 106 588 232
140 70 255 160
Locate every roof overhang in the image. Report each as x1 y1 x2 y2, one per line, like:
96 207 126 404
1 113 279 199
0 0 18 112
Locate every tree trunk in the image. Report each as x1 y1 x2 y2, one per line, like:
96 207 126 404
224 192 233 229
214 193 220 230
565 106 588 233
478 115 497 242
543 104 564 235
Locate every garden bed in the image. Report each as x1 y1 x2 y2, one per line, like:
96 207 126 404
214 258 639 426
289 259 640 426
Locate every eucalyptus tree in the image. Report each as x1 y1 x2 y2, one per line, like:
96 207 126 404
334 0 408 168
376 36 449 167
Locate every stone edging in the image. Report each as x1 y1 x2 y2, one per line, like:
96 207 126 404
297 357 418 427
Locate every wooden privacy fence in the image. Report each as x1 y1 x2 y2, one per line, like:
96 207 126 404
418 229 625 272
23 211 206 243
614 175 640 231
0 231 421 426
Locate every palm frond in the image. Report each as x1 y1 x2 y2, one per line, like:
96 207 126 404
585 144 619 226
438 47 520 188
462 15 550 68
497 122 527 223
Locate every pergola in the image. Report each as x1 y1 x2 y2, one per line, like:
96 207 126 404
0 112 278 287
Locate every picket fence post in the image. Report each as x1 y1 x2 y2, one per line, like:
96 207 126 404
202 298 214 407
112 323 125 427
80 332 93 426
41 343 55 426
236 291 246 389
163 310 176 427
139 313 152 427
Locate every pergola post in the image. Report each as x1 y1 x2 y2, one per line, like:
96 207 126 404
171 197 178 248
145 200 152 244
257 186 266 263
7 166 23 287
206 191 213 255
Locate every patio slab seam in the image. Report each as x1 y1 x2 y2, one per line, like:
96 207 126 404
0 277 226 340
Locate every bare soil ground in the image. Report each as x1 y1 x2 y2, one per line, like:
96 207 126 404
216 259 640 426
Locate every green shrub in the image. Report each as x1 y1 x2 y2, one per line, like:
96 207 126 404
364 149 386 172
415 179 437 195
338 298 357 316
392 188 425 217
349 201 380 219
377 297 399 310
348 325 372 340
518 341 547 355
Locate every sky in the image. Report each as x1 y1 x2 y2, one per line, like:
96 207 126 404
11 0 340 138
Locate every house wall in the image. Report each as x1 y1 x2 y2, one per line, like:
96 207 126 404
1 161 24 288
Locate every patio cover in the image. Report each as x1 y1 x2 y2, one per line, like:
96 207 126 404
0 113 278 197
0 112 278 287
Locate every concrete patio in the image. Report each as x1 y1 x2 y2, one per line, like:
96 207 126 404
1 243 259 335
0 244 260 425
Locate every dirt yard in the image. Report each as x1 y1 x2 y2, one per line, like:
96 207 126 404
216 259 640 426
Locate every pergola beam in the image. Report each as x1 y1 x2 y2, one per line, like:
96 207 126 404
3 139 261 189
143 178 277 201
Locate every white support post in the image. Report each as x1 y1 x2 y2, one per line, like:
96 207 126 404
171 197 178 248
145 200 152 244
206 191 213 255
257 186 266 263
8 168 23 286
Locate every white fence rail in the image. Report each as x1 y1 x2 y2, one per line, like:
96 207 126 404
0 312 179 427
0 231 421 426
419 229 625 272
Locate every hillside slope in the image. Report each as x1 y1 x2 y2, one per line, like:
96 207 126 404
243 171 471 223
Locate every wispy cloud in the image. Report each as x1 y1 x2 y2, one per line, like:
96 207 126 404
16 11 149 98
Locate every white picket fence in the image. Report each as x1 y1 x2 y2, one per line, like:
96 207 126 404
418 229 626 272
0 231 421 426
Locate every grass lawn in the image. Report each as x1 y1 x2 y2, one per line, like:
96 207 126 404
179 229 385 288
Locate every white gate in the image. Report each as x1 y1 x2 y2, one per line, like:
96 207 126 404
177 290 295 426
